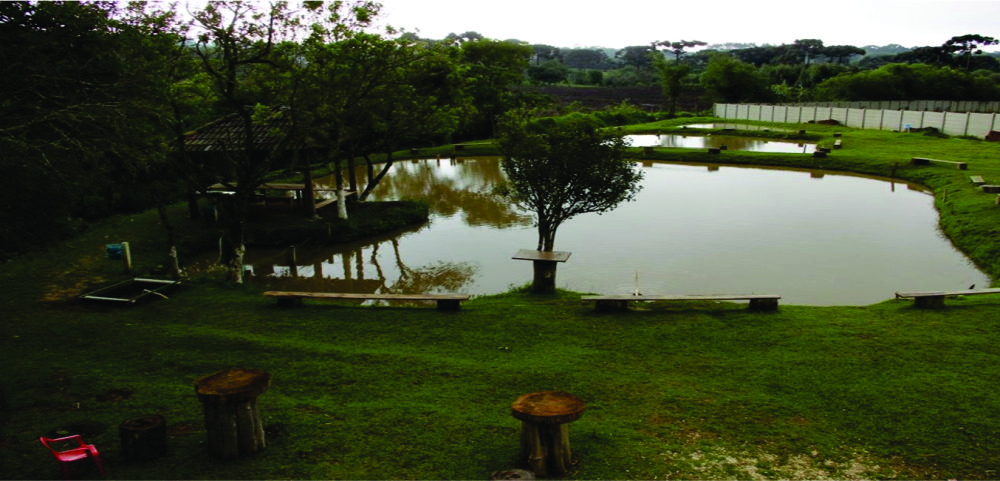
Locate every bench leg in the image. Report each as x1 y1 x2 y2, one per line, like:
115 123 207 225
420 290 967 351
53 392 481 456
594 300 629 312
436 299 462 311
913 296 945 309
748 298 779 312
276 297 302 307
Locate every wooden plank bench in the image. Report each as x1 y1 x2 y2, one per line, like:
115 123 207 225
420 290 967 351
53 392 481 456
833 139 843 149
970 175 985 186
911 157 968 170
895 288 1000 308
264 291 470 311
581 294 780 312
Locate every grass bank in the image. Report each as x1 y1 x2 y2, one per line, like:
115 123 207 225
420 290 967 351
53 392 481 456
2 118 1000 479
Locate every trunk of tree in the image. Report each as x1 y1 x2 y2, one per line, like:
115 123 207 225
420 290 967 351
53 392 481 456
332 155 348 220
347 149 358 196
359 152 394 201
301 150 317 218
154 200 183 279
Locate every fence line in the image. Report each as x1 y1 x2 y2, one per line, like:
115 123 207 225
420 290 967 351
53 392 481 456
714 104 1000 139
778 100 1000 113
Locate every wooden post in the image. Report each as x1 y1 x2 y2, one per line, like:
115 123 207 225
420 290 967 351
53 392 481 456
120 415 167 462
511 391 586 477
195 368 271 459
121 242 133 274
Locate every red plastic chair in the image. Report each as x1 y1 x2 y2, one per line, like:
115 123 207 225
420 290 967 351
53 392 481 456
39 435 106 480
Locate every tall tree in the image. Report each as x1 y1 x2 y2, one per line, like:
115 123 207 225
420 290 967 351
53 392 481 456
652 40 705 117
943 34 1000 69
457 38 532 138
496 114 643 292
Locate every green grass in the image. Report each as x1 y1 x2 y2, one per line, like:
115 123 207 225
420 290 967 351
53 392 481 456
3 119 1000 479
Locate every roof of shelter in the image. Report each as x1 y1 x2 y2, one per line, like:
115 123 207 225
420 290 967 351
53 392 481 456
183 107 315 152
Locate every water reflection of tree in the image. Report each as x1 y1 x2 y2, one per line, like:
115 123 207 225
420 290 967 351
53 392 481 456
335 158 532 228
253 228 475 294
381 240 477 293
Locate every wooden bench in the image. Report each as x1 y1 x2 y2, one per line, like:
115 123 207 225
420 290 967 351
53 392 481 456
895 288 1000 308
264 291 470 311
911 157 968 170
970 175 985 186
833 139 843 149
581 294 780 312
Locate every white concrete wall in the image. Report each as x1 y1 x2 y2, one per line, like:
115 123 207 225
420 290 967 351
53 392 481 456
714 103 999 138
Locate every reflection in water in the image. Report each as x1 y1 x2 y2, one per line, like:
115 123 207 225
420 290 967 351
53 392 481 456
188 158 990 306
628 134 815 153
315 157 531 228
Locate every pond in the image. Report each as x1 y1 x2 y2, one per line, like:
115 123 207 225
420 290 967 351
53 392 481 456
627 134 815 153
192 157 989 306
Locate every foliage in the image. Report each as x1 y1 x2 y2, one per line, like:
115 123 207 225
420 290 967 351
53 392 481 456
526 59 569 85
592 101 657 126
457 39 534 139
700 53 774 103
495 114 643 251
813 63 1000 101
245 201 429 246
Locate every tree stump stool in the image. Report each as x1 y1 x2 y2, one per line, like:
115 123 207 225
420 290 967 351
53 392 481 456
511 391 586 477
120 415 167 461
195 368 271 458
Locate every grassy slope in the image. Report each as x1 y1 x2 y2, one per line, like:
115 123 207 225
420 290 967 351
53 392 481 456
2 119 1000 480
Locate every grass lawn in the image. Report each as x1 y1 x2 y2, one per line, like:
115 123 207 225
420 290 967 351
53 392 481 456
2 117 1000 479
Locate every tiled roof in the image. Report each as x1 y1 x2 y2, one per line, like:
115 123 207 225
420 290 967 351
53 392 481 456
183 108 314 152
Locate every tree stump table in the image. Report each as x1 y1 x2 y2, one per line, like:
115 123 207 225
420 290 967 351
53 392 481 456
120 415 167 461
511 249 571 294
511 391 586 477
195 368 271 458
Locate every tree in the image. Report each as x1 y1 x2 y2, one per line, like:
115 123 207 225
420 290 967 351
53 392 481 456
0 1 185 254
616 45 656 69
652 41 706 117
944 34 1000 69
820 45 866 65
527 59 569 84
457 38 532 138
496 114 643 292
562 48 613 70
700 53 772 103
654 40 707 62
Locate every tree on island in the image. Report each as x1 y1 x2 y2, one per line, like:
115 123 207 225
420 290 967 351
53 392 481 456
495 114 644 293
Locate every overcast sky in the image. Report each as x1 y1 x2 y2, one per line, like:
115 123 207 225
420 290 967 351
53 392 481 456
376 0 1000 50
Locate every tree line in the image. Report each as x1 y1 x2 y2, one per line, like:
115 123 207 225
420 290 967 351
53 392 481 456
517 35 1000 105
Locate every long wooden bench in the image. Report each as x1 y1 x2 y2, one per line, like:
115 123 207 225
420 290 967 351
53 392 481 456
911 157 968 170
264 291 470 311
895 288 1000 308
581 294 780 312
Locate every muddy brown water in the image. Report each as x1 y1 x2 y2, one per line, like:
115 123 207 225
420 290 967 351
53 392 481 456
188 158 989 306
